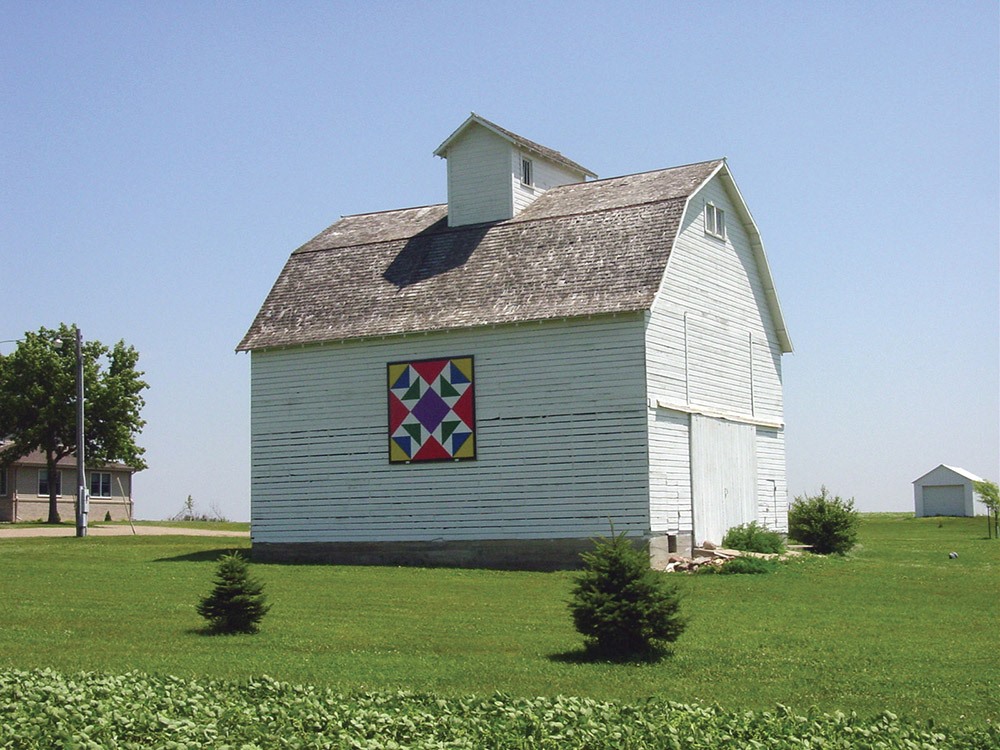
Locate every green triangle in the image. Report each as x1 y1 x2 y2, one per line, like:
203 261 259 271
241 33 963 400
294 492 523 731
404 423 423 442
403 380 422 401
440 420 460 442
438 379 460 398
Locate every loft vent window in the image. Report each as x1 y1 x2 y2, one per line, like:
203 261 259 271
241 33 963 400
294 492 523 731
521 157 533 186
705 203 726 239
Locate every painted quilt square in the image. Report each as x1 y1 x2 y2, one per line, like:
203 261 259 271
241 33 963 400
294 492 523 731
388 356 476 463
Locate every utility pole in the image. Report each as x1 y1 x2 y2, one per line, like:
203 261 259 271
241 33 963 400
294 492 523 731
75 327 88 538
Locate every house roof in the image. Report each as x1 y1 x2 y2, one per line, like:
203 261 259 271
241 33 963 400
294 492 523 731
434 113 598 179
238 159 741 351
0 445 134 472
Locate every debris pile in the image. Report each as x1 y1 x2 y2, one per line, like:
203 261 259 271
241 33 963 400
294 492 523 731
655 545 803 573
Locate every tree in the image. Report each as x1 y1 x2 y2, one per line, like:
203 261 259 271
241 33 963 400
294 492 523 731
788 487 860 555
973 479 999 539
197 552 271 634
569 531 685 659
0 324 147 523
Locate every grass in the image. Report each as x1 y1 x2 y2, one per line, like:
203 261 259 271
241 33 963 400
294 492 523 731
0 514 994 729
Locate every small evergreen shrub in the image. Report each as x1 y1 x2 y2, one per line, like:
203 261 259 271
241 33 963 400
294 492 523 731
722 521 785 554
196 552 270 634
788 487 859 555
719 556 778 575
569 532 685 658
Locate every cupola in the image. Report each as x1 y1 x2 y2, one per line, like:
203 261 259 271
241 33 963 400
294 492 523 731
433 113 596 228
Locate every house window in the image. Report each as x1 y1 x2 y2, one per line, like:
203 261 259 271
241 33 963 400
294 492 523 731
705 203 726 239
0 468 6 496
90 472 112 498
38 469 62 496
521 158 533 186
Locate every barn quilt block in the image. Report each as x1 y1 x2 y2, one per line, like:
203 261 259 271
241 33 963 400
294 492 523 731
387 356 476 463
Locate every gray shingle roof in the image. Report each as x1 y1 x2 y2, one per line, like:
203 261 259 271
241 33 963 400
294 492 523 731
237 159 723 351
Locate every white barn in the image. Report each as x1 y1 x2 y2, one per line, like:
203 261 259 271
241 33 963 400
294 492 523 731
913 465 983 517
238 114 793 568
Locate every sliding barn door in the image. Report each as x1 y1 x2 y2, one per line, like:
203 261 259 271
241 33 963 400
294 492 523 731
691 414 757 547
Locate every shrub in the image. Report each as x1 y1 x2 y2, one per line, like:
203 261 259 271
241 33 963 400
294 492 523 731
719 556 778 575
788 487 859 555
196 552 270 634
722 521 785 554
569 532 685 658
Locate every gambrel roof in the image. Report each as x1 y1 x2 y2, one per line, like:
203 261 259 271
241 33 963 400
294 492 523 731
238 158 791 352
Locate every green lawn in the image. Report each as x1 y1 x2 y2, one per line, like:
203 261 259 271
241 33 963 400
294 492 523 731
0 514 995 728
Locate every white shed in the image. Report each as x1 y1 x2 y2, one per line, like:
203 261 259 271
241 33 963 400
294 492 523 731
913 465 983 517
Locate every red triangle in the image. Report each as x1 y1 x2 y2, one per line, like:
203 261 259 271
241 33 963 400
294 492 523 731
413 436 450 461
452 386 475 427
388 392 410 433
411 359 448 384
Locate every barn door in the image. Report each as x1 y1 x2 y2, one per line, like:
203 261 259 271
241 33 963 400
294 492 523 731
691 415 757 547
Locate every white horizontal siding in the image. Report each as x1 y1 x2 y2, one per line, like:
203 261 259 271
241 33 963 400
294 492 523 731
647 175 784 424
645 173 787 536
446 127 512 226
755 427 787 532
647 407 691 534
511 151 584 215
250 315 651 543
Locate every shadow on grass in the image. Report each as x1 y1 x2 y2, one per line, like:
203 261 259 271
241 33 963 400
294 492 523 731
184 626 262 638
548 645 675 665
154 548 244 563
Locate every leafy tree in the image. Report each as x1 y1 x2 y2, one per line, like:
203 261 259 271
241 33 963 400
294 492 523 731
973 479 999 539
197 552 271 634
569 532 685 659
0 324 147 523
788 487 860 555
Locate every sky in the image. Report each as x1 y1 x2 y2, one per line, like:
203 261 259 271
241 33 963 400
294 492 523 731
2 1 997 521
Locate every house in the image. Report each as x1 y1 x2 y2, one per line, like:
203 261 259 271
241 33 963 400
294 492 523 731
238 114 793 569
913 465 983 517
0 446 136 522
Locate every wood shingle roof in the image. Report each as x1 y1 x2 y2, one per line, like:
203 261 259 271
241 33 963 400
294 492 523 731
237 159 724 351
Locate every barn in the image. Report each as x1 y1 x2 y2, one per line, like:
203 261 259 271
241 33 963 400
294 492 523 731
913 465 983 517
238 114 793 568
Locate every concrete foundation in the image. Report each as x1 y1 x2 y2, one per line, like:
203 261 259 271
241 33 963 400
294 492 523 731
253 533 689 571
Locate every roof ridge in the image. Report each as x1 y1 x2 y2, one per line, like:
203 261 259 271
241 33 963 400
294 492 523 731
292 193 690 257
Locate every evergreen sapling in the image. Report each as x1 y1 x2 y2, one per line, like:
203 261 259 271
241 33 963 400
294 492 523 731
197 552 270 634
569 531 685 659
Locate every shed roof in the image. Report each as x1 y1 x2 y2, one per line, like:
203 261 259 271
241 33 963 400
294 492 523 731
913 464 984 484
434 113 597 178
238 159 733 351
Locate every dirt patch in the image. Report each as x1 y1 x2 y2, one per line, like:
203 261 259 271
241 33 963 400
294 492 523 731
0 524 249 539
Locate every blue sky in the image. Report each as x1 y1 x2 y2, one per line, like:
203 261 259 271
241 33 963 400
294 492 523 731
2 1 997 521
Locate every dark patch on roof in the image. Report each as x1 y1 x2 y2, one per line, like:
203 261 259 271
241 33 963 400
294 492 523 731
238 160 723 351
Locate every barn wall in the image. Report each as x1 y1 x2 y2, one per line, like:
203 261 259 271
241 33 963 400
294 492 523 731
647 407 691 537
756 427 788 532
644 172 787 535
249 315 651 549
647 175 783 422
